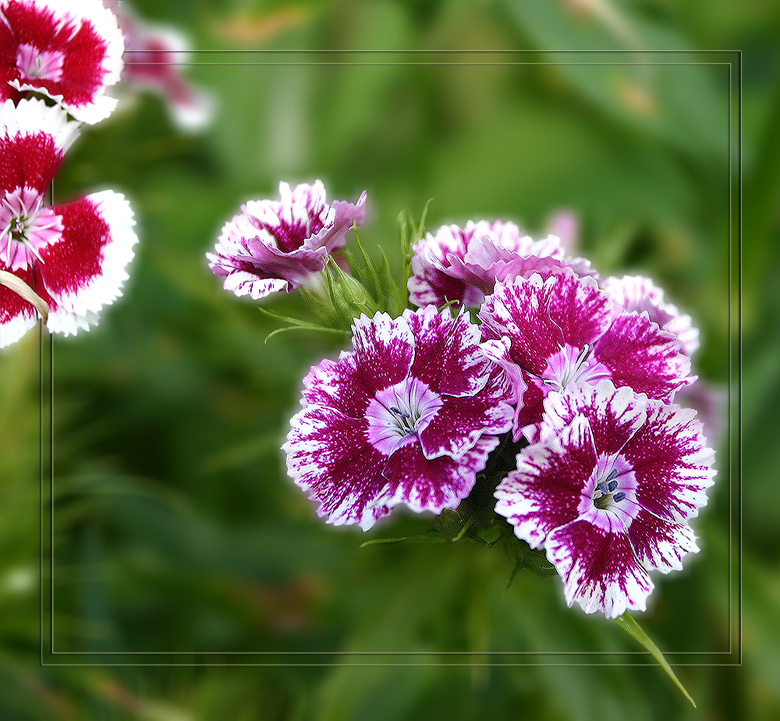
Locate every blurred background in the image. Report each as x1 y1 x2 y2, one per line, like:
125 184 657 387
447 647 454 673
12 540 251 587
1 0 775 718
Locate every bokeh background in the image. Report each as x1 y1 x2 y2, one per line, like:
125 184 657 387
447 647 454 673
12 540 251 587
1 0 776 718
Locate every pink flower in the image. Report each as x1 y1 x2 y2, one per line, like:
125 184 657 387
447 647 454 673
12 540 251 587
0 0 124 123
408 220 594 309
479 271 692 440
602 275 700 356
104 0 214 131
495 380 715 617
0 98 137 347
284 306 513 530
207 180 366 300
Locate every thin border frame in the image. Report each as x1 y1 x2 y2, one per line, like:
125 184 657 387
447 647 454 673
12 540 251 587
40 48 742 667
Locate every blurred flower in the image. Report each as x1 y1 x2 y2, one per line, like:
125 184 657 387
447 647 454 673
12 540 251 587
0 98 137 347
544 209 580 254
104 0 214 131
207 180 366 301
674 379 726 452
284 306 513 530
479 271 691 440
603 275 700 356
408 220 594 309
495 380 715 618
0 0 124 123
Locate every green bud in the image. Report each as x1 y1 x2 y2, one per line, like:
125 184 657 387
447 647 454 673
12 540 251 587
304 259 379 331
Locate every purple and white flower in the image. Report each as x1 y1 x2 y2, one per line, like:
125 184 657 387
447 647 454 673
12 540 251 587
207 180 366 301
284 306 514 530
603 275 700 356
0 98 137 347
479 271 692 440
0 0 124 123
408 219 594 309
495 380 715 617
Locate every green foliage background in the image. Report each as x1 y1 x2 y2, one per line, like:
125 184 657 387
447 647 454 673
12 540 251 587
1 0 776 718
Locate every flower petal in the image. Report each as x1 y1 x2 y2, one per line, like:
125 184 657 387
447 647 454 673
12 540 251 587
627 508 699 574
495 415 596 548
404 305 491 397
603 275 699 356
0 98 78 194
383 434 498 515
284 405 392 531
594 312 691 401
546 518 654 618
623 400 716 524
350 312 414 396
300 352 373 418
540 381 647 456
419 367 512 459
479 272 612 376
37 190 137 336
0 262 37 347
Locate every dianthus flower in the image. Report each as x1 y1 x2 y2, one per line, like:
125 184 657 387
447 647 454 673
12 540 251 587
104 0 213 132
495 380 715 617
0 98 137 347
408 219 594 309
479 271 691 440
0 0 124 123
602 275 699 356
284 306 513 530
207 180 366 301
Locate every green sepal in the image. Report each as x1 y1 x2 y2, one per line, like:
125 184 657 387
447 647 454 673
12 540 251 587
615 611 696 708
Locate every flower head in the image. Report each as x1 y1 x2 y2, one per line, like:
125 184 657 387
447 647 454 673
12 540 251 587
478 271 692 440
408 220 594 309
207 180 366 301
0 0 124 123
495 380 715 617
284 306 513 530
0 98 137 347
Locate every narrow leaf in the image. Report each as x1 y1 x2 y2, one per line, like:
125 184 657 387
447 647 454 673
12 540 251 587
360 531 447 548
615 611 696 707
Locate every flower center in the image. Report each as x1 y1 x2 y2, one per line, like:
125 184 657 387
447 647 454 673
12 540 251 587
365 377 443 456
592 468 626 510
577 453 639 534
16 44 65 82
540 343 610 393
0 188 63 271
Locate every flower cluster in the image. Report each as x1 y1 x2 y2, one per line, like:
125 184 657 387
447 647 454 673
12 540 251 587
0 0 138 348
209 180 716 618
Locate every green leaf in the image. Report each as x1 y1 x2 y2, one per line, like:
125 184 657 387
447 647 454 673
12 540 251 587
255 304 350 342
615 611 696 708
397 199 432 298
359 531 447 548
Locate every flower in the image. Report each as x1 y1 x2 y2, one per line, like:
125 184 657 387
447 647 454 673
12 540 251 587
284 306 514 530
494 380 715 617
104 0 214 132
408 219 594 309
478 271 692 440
207 180 366 301
0 98 137 348
0 0 124 123
602 275 700 356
